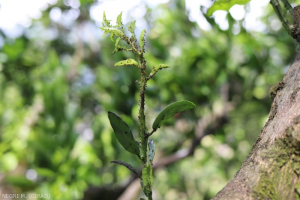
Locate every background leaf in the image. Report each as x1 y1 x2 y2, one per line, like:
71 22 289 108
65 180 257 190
207 0 251 16
108 112 140 157
152 100 196 131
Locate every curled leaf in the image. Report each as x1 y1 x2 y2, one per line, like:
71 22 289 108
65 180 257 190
115 37 121 47
152 100 196 131
139 29 146 51
103 11 111 27
108 112 140 157
128 21 136 33
110 33 115 42
102 32 107 39
111 160 141 179
149 64 170 77
148 140 155 165
114 59 139 67
112 45 127 54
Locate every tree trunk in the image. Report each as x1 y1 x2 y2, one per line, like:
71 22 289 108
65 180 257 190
212 48 300 199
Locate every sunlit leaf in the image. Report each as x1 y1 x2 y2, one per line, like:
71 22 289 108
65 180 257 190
152 100 196 131
108 112 140 157
116 12 123 27
111 160 141 179
103 11 111 26
128 20 136 33
206 0 250 17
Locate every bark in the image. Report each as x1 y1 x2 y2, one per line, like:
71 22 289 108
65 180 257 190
212 48 300 200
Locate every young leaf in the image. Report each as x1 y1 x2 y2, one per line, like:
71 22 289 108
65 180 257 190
100 27 124 37
111 160 141 179
152 100 196 131
116 12 123 27
128 20 136 33
141 163 153 198
114 59 139 67
110 33 115 42
206 0 250 17
148 140 155 165
103 11 111 27
112 45 127 54
108 112 140 157
149 64 170 77
115 37 121 47
139 29 146 51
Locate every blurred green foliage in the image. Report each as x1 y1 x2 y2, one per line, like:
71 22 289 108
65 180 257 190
0 0 297 199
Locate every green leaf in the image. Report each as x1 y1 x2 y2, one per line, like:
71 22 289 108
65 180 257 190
102 31 107 39
141 163 153 198
111 160 141 179
149 64 170 77
5 175 37 189
103 11 111 26
100 27 124 37
115 37 121 47
206 0 250 17
108 112 140 157
116 12 123 27
148 140 155 165
114 59 139 67
110 33 115 42
112 45 127 54
128 20 136 33
35 168 56 178
152 100 196 131
139 29 146 51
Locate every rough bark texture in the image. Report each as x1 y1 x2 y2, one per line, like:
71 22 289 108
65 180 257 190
212 48 300 200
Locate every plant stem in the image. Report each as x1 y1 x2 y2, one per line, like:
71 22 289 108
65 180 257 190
138 58 148 163
270 0 292 35
281 0 293 13
123 33 152 200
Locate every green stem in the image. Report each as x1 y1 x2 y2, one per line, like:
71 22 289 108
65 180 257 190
281 0 293 13
123 33 152 200
138 60 148 163
270 0 291 35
